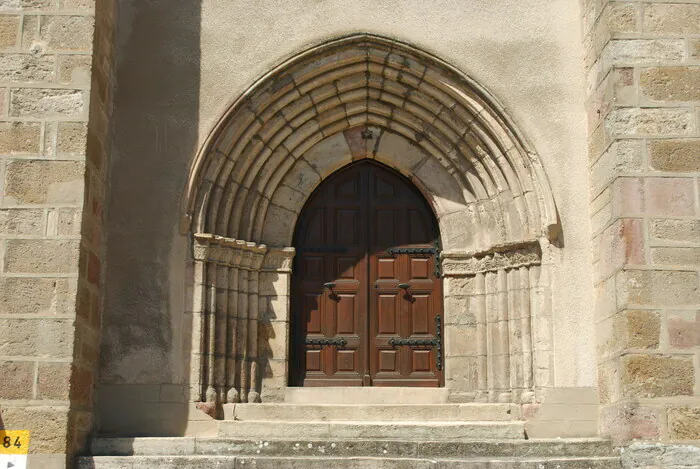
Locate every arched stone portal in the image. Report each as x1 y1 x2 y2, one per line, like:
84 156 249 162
184 34 560 405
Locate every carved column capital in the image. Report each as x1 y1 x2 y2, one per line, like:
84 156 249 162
441 242 541 276
263 247 296 272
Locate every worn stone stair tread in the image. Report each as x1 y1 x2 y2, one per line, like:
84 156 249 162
91 436 617 458
218 419 525 440
225 403 521 421
77 455 623 469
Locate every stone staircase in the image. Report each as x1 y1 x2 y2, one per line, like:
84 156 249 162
78 404 621 468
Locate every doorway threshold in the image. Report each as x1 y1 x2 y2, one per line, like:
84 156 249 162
284 387 449 404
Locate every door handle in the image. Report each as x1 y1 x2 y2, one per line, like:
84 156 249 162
323 282 339 300
398 283 410 290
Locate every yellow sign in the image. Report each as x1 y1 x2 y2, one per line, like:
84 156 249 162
0 431 30 455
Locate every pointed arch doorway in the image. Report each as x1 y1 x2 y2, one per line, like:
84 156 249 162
290 160 444 388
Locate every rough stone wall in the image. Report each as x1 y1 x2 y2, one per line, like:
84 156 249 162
0 0 108 467
583 0 700 445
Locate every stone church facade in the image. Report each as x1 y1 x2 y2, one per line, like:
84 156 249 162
0 1 698 468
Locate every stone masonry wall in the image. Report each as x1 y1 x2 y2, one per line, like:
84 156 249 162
0 0 108 467
583 0 700 444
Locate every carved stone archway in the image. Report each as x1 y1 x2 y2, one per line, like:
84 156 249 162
184 34 560 405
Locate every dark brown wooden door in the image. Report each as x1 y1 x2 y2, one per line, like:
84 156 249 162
291 161 443 387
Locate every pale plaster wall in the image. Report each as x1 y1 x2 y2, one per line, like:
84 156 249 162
99 0 595 434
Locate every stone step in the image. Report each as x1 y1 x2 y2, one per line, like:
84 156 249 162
91 437 618 459
224 403 521 421
218 420 526 440
78 455 622 469
284 387 449 404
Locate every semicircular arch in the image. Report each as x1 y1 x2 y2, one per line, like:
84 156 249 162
184 33 559 254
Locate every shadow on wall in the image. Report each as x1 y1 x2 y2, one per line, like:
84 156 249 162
96 0 201 437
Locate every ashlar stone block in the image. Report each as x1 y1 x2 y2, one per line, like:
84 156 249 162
668 407 700 440
40 15 95 52
0 360 35 399
641 67 700 102
5 238 80 273
0 15 19 49
0 53 54 82
0 121 40 153
616 269 699 308
4 159 84 205
650 219 700 244
10 88 84 118
644 3 700 35
648 139 700 173
621 354 694 398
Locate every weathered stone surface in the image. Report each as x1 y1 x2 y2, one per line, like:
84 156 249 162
621 354 694 398
598 219 644 278
648 139 700 172
600 404 660 441
0 360 34 398
668 407 700 440
614 310 660 350
0 121 40 153
10 88 84 117
57 121 88 154
57 207 82 235
0 405 70 453
691 39 700 60
37 361 71 400
604 108 692 137
58 54 92 84
644 3 700 34
445 325 478 356
589 139 643 196
4 159 84 204
40 15 95 51
0 208 43 234
667 313 699 349
444 276 477 296
641 67 700 102
0 53 54 82
605 39 685 63
0 15 19 48
651 247 700 267
0 0 54 9
612 177 695 217
623 442 700 468
0 318 73 358
616 270 699 308
5 239 80 273
0 277 76 315
649 218 700 244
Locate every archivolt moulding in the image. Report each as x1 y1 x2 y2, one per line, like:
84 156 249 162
183 34 560 405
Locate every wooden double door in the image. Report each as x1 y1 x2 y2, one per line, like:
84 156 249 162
290 161 443 387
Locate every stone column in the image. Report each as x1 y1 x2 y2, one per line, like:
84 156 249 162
582 0 700 443
442 244 542 403
191 234 294 404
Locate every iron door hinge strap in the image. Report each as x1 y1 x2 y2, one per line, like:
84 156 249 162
435 314 443 370
305 337 348 347
387 315 442 370
388 338 437 346
386 243 442 278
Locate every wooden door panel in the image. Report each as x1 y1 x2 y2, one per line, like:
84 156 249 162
336 294 357 335
291 161 442 387
410 295 431 335
304 293 322 334
377 294 399 335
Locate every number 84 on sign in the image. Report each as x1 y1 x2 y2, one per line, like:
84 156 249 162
0 431 30 469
